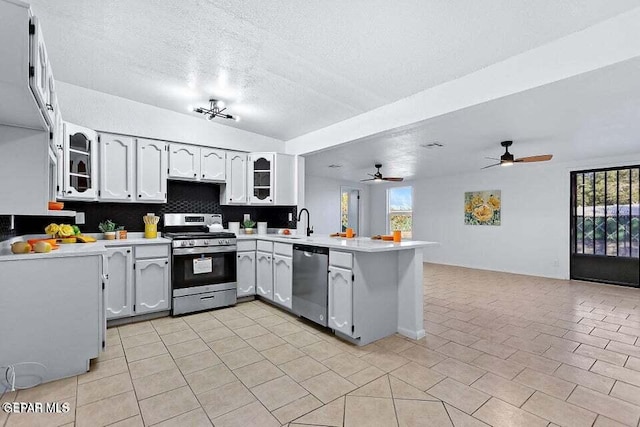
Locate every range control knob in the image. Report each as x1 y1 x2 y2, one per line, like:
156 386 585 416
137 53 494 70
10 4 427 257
203 240 209 246
181 241 188 247
188 240 195 246
219 239 228 245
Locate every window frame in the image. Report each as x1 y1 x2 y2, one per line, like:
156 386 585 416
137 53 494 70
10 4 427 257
386 185 413 238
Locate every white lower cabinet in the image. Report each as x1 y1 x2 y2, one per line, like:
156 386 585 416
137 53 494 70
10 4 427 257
256 251 273 300
237 251 256 297
273 254 292 309
328 265 354 336
106 244 170 320
106 247 133 319
135 258 170 314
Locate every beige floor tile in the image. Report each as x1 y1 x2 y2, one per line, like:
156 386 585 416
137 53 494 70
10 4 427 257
128 354 177 379
261 343 306 365
121 331 161 349
503 338 549 356
283 330 323 348
522 391 597 427
138 386 200 426
556 320 594 335
245 333 286 351
398 345 447 368
590 360 640 387
390 362 446 391
469 328 512 345
394 397 452 425
574 344 628 366
154 408 212 427
436 342 482 363
174 350 221 375
389 376 437 401
234 324 270 339
361 351 410 372
257 314 289 327
533 333 580 352
349 375 392 398
218 346 264 369
98 343 125 362
183 311 217 325
470 339 517 359
76 390 138 427
77 372 132 406
280 355 329 382
208 335 248 355
159 328 199 346
606 341 640 358
473 397 547 427
272 394 323 424
593 415 629 427
375 335 415 353
124 340 167 362
152 319 190 336
212 400 280 427
347 365 387 386
432 358 486 385
77 357 128 384
302 341 344 361
16 376 76 402
166 338 209 359
189 317 225 333
627 356 640 371
564 331 609 349
471 372 534 407
184 363 236 394
132 367 186 400
507 350 561 374
439 329 481 346
344 396 397 427
444 403 490 427
417 332 451 350
568 385 640 426
610 381 640 406
267 321 305 337
220 316 256 330
301 370 357 403
427 378 489 414
294 396 345 426
199 380 256 419
108 414 144 427
514 367 576 399
323 353 371 378
251 375 309 410
197 326 236 343
471 353 525 380
233 359 284 387
590 328 637 345
543 346 595 370
118 321 154 338
553 364 614 394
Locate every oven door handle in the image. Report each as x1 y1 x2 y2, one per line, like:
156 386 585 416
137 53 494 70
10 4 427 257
173 246 237 255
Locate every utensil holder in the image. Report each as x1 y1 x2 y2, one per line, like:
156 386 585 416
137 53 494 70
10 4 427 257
144 224 158 239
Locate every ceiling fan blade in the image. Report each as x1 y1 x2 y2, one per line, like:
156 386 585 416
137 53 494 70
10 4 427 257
360 178 376 182
481 163 501 169
514 154 553 163
485 157 500 161
383 177 404 182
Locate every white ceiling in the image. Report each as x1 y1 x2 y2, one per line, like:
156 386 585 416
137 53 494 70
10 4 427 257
304 57 640 181
30 0 638 141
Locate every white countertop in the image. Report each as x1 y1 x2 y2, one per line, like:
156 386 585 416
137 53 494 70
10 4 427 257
236 234 438 252
0 233 171 262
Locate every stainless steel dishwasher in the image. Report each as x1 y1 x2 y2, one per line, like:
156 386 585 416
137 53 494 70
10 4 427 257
292 244 329 327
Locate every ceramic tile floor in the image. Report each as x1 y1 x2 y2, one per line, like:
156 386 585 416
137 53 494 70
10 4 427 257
2 263 640 426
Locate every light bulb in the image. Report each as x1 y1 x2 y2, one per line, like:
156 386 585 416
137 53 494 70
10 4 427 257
216 100 226 109
500 161 513 167
234 115 241 122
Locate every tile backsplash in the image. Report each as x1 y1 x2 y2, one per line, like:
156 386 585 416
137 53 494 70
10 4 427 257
7 181 297 239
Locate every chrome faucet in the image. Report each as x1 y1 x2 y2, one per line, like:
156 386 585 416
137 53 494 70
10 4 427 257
297 208 314 237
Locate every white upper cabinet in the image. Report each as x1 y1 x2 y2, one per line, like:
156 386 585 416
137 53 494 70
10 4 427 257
248 153 275 204
29 17 52 126
201 148 226 182
222 152 248 204
99 134 135 202
169 143 200 180
136 138 167 202
61 122 98 200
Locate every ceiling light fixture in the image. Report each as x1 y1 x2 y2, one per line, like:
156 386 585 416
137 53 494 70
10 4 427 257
193 99 240 121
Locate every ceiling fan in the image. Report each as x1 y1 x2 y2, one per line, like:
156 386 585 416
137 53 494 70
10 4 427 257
483 141 553 169
361 163 404 182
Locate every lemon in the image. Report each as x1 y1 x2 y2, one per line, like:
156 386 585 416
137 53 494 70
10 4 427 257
34 241 52 253
11 242 32 254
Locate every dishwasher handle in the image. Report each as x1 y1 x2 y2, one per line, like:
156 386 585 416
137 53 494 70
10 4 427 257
293 244 329 255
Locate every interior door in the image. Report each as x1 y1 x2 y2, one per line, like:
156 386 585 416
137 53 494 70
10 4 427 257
571 167 639 287
341 187 360 234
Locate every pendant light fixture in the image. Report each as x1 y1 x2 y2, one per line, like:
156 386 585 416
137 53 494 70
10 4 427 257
193 99 240 122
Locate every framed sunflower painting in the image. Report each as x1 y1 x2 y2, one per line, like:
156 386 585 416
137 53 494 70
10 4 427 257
464 190 501 225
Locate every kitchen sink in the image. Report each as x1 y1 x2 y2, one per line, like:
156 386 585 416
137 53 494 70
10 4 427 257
278 235 303 239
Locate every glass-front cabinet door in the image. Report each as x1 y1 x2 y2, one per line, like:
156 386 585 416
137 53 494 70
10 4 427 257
249 153 274 204
61 122 98 200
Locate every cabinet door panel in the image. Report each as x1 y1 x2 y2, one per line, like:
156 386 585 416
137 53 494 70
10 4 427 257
106 247 133 319
225 152 247 204
62 122 98 200
328 266 353 336
256 251 273 300
273 255 292 309
100 134 134 201
237 251 256 297
169 143 200 180
201 148 226 182
249 153 274 204
135 258 170 314
136 139 167 202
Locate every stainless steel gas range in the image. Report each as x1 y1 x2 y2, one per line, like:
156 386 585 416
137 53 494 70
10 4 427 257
164 213 237 315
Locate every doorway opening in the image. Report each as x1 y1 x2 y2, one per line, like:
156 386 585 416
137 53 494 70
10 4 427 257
341 187 360 234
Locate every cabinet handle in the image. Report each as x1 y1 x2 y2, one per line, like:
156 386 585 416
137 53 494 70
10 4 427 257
67 190 72 194
139 194 142 198
229 198 232 202
194 173 197 177
165 261 168 264
46 103 53 111
126 250 131 253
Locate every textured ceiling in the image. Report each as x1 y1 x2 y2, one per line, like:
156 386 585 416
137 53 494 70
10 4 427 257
304 57 640 181
29 0 638 141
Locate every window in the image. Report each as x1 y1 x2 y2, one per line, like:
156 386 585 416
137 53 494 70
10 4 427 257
387 186 413 238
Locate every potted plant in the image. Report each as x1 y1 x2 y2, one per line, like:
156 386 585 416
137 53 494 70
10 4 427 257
243 219 256 234
98 219 118 240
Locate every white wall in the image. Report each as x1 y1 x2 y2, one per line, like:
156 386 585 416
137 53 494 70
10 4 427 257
56 82 285 153
304 175 370 237
369 154 640 279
